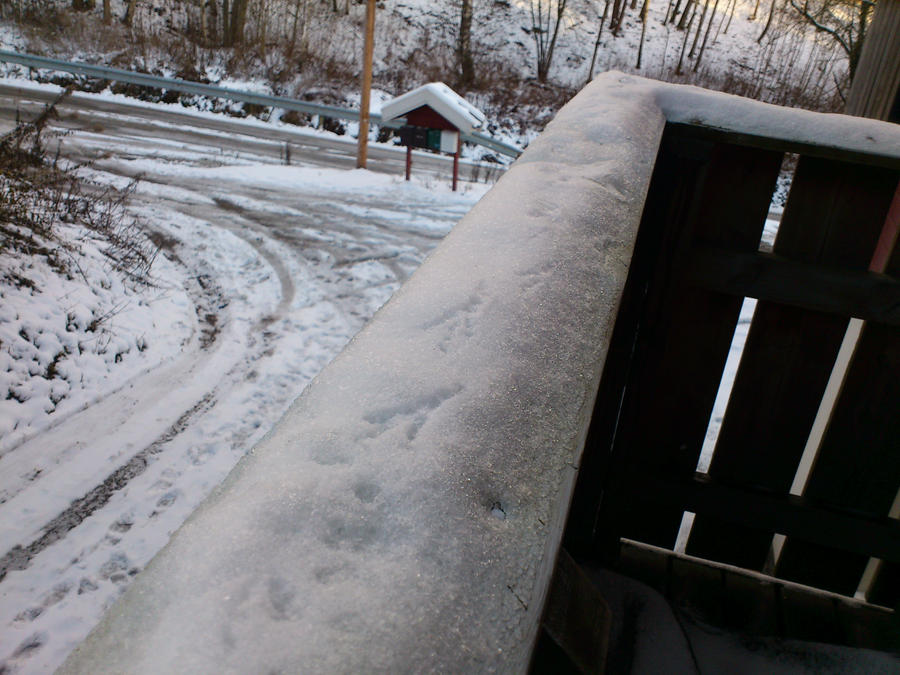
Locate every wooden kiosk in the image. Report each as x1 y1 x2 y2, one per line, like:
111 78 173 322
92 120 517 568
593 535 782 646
380 83 485 191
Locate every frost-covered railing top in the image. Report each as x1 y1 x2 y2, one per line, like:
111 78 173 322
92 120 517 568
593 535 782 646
59 74 900 673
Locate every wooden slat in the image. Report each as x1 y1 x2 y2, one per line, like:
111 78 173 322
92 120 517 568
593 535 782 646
566 128 720 557
643 473 900 563
668 557 725 625
615 540 669 595
779 585 841 644
667 122 900 171
567 130 783 558
834 599 900 652
611 541 895 649
775 321 900 595
869 560 900 609
586 131 784 555
686 158 900 570
776 228 900 596
686 248 900 326
722 570 780 636
540 549 611 674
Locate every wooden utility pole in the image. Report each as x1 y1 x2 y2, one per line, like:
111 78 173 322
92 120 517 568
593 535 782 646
845 0 900 122
357 0 376 169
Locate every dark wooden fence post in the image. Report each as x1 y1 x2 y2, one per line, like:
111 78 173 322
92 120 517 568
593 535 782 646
845 0 900 122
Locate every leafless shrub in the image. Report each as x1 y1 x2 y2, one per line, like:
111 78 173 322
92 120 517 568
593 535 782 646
0 91 158 290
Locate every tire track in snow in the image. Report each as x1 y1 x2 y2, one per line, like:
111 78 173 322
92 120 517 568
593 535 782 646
0 180 299 581
0 393 216 581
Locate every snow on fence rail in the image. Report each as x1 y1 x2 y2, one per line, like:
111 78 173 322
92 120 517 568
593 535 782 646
0 50 522 159
57 73 900 673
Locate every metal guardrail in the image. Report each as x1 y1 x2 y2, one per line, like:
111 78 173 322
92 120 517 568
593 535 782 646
0 50 522 159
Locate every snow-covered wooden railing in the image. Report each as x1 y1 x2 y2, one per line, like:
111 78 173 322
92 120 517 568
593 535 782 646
59 73 900 673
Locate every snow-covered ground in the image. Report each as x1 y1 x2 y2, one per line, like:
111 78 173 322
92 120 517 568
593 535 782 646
0 88 490 673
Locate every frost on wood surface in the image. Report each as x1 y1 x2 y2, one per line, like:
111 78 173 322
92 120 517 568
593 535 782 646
59 75 663 673
577 73 900 163
649 77 900 161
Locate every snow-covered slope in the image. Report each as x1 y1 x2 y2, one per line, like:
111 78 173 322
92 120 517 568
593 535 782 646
1 0 851 147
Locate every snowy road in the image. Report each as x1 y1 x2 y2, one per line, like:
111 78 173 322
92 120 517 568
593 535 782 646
0 81 504 182
0 80 492 673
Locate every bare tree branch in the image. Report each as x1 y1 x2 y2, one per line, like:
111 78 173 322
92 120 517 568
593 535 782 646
789 0 852 55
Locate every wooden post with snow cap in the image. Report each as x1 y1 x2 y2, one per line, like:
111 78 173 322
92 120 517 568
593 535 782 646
356 0 376 170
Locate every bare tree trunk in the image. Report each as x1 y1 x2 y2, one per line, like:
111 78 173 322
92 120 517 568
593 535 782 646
636 0 651 68
677 0 693 28
458 0 475 87
676 1 697 73
665 0 678 23
613 0 628 34
256 0 267 51
609 0 624 33
544 0 567 77
230 0 248 46
531 0 568 82
222 0 231 45
103 0 111 24
720 0 736 35
749 0 760 20
659 21 672 75
530 0 548 80
200 0 208 43
288 0 302 56
756 0 777 43
123 0 136 25
693 0 719 70
689 0 709 58
587 0 611 84
207 0 218 44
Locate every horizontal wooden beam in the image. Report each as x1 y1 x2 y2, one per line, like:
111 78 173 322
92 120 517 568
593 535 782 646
667 122 900 171
686 247 900 326
641 473 900 564
540 549 611 673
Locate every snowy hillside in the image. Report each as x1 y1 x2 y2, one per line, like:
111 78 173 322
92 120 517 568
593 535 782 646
1 0 853 145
